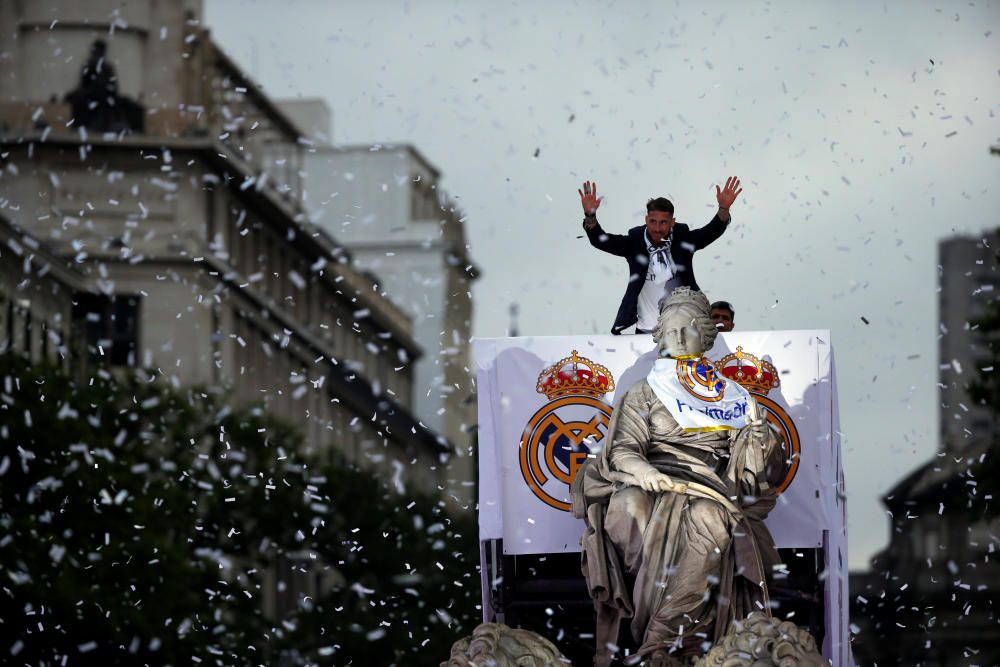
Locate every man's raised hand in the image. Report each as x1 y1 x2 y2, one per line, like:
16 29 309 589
715 176 743 210
579 180 602 216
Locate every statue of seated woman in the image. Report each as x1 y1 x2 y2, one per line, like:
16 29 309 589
572 287 785 667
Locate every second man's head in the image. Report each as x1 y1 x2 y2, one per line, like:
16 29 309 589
710 301 735 332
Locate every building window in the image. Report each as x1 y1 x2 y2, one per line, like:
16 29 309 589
0 293 9 351
410 177 441 219
40 320 48 361
22 308 32 357
2 297 31 356
73 294 141 366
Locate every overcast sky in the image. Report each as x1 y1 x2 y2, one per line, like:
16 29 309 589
206 0 999 568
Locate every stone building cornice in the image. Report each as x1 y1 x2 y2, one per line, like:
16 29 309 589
347 239 482 280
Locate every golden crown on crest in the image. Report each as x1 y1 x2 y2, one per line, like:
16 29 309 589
536 350 616 399
714 346 780 395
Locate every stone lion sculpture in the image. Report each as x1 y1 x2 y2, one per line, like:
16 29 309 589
693 612 826 667
441 615 822 666
441 623 571 667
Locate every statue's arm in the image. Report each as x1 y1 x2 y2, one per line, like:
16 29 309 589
605 387 688 493
750 395 781 459
732 395 782 491
606 389 656 477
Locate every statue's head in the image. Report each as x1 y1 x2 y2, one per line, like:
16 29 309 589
652 287 718 358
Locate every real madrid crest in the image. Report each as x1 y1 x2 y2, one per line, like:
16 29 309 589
520 351 615 512
714 346 801 494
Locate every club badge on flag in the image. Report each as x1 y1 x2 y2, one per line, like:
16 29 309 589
647 356 752 432
520 350 616 512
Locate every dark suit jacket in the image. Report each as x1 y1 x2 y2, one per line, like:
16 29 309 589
584 215 730 334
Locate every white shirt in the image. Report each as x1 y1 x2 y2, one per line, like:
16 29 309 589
636 231 675 332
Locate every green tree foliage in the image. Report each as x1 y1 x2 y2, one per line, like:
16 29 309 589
0 355 479 665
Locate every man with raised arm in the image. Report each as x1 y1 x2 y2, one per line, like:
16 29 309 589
578 177 743 334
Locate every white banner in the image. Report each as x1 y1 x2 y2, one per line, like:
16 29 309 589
475 330 838 554
475 330 850 664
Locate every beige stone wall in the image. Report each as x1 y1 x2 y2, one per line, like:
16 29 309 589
221 287 439 490
441 258 477 495
297 144 480 490
1 141 416 379
100 261 216 385
0 135 441 495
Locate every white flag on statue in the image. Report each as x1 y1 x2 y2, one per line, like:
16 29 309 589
646 357 752 432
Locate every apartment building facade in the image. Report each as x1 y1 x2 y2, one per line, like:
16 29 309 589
279 100 479 489
0 0 451 491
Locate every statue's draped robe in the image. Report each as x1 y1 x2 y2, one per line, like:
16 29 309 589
571 381 782 664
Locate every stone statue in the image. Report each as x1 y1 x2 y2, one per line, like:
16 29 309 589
65 40 144 133
693 612 825 666
571 287 784 666
442 623 571 667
